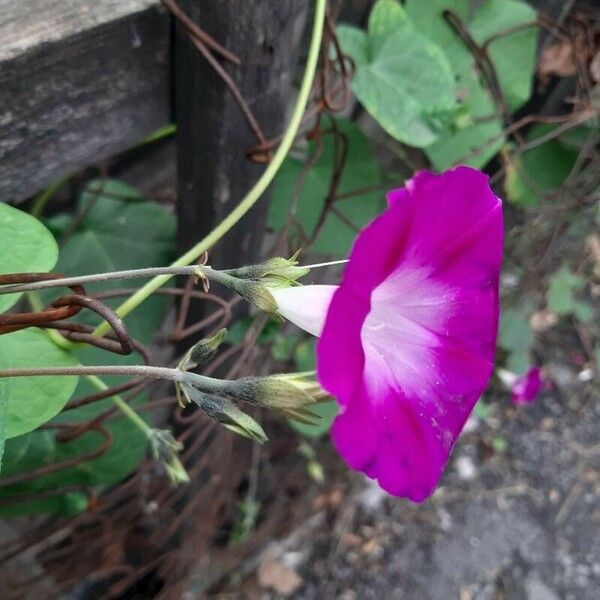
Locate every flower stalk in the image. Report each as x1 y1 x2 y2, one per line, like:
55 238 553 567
0 260 308 319
0 361 328 441
0 266 202 295
86 375 190 485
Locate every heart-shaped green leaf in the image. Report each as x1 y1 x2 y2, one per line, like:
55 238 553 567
406 0 537 169
0 203 58 313
0 329 78 438
0 180 176 515
338 0 457 148
44 179 176 343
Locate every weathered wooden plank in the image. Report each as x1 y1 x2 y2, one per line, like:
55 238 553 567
0 0 169 202
169 5 308 592
175 0 308 274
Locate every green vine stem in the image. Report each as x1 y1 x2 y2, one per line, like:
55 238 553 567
26 295 154 435
0 364 227 393
0 266 202 295
0 260 348 296
92 0 327 337
30 175 69 218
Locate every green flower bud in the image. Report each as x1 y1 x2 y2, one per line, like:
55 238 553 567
234 281 279 315
178 328 228 371
223 251 310 288
224 372 330 423
200 267 279 316
180 383 268 444
148 429 190 486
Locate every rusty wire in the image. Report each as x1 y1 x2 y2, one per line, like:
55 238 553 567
0 271 255 597
0 273 85 334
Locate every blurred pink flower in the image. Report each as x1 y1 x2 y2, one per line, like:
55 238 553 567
511 367 544 405
496 366 544 404
272 166 503 501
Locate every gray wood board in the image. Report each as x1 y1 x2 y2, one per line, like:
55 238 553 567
175 0 308 284
0 0 169 202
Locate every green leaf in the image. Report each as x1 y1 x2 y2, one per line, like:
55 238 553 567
0 329 79 438
0 477 88 516
547 266 585 316
271 333 299 362
294 339 316 372
492 436 508 453
0 352 148 516
406 0 538 169
51 355 149 484
335 25 368 64
498 304 534 375
226 317 253 345
226 317 281 347
469 0 537 111
269 119 384 254
405 0 471 49
507 349 531 375
0 203 58 313
44 179 177 344
0 180 175 516
289 401 338 439
499 305 533 352
572 301 593 322
367 0 411 52
339 1 457 147
289 339 337 438
505 126 578 207
473 399 488 421
425 68 504 170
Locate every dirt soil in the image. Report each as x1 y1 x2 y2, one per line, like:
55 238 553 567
224 354 600 600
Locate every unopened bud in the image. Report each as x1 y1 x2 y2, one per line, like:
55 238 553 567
180 383 267 444
149 429 190 486
235 281 279 315
225 373 330 423
178 328 228 371
224 251 309 288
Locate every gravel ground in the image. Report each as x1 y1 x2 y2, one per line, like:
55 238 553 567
226 358 600 600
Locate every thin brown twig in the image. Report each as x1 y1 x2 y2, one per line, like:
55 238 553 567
0 273 85 334
0 425 112 488
483 20 540 50
52 295 133 355
443 10 513 134
309 119 349 244
187 34 271 161
161 0 241 65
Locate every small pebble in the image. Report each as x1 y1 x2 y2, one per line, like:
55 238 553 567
455 456 477 480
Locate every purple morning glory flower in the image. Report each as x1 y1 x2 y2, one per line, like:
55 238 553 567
271 166 503 502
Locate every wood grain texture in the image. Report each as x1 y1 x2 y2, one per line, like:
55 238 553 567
175 0 308 273
169 6 308 593
0 0 169 202
0 0 159 62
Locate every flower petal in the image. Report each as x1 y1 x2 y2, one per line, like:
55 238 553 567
270 285 336 337
511 366 543 405
318 166 503 501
